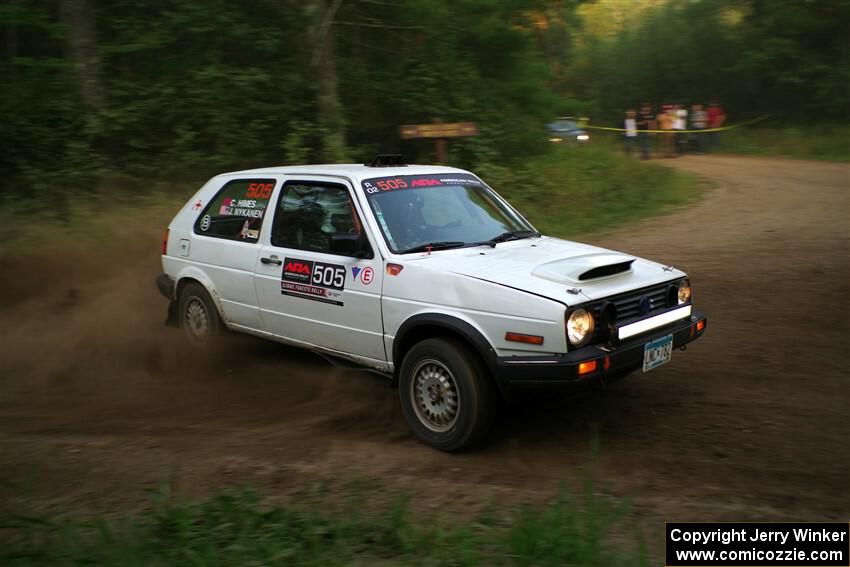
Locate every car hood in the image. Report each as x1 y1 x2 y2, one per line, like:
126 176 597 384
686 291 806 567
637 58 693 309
405 236 685 306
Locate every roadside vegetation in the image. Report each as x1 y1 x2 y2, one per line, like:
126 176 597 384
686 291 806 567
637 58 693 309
2 482 647 567
715 127 850 163
482 145 700 238
0 144 700 256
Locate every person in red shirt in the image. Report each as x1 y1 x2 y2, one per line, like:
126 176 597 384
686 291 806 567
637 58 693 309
707 101 726 151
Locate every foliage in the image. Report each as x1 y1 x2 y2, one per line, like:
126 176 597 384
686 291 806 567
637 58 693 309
1 483 647 566
558 0 850 124
0 0 558 196
1 0 844 199
482 143 700 238
337 0 560 167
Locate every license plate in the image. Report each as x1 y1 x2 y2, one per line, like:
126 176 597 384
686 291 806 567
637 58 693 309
643 334 673 372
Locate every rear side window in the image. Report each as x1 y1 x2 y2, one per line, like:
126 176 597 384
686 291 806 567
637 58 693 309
194 179 275 242
271 182 361 253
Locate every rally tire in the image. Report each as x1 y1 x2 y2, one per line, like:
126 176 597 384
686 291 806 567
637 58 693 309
177 282 222 348
398 338 495 451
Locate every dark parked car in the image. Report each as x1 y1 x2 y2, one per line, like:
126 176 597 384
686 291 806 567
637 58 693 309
547 117 590 143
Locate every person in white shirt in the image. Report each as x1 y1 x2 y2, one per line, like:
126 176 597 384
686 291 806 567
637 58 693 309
674 104 688 154
624 109 638 156
690 103 708 154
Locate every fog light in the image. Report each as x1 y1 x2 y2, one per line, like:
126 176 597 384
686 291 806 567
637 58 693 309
578 360 598 375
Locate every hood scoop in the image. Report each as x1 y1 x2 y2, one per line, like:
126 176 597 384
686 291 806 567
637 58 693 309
532 253 636 284
578 259 635 280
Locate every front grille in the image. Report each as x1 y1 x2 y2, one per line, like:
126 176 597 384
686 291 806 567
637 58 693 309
588 280 680 344
610 282 672 321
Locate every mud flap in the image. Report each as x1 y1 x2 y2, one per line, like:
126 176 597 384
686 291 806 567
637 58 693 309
165 301 178 328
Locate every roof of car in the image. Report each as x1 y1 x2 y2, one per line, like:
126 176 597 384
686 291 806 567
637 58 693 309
219 164 470 184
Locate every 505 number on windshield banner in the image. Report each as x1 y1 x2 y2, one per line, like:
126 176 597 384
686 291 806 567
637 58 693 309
281 257 346 306
362 173 483 195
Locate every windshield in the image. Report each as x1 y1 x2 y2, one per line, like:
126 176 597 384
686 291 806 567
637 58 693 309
361 173 535 254
548 120 579 132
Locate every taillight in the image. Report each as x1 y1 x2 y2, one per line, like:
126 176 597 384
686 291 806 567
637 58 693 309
162 229 169 255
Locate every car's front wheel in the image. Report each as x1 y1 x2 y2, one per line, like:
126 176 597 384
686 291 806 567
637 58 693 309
177 282 222 348
398 338 494 451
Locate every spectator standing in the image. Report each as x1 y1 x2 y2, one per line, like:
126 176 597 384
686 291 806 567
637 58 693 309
707 101 726 151
690 103 708 154
636 102 655 160
624 109 638 156
656 105 675 157
674 104 688 154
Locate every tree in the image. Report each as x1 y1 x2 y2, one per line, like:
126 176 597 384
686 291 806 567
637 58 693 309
59 0 104 112
309 0 349 162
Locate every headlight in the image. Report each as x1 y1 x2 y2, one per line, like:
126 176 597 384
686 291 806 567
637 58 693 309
567 308 595 346
577 134 589 141
677 279 692 304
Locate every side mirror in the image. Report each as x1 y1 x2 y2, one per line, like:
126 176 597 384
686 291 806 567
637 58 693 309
329 232 372 259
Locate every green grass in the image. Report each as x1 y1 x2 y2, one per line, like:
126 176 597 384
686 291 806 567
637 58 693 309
711 126 850 162
1 482 648 566
0 185 191 255
479 143 701 238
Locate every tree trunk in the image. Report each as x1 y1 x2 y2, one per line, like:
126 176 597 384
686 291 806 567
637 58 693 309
310 0 348 162
59 0 104 112
5 2 18 84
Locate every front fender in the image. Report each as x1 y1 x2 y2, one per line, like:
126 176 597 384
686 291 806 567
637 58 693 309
391 312 514 398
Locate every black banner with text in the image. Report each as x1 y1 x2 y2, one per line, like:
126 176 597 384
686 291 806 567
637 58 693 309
666 522 849 566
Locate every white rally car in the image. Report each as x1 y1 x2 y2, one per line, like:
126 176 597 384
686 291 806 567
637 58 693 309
157 155 707 450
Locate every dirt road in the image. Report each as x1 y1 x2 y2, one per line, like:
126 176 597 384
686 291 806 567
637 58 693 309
1 155 848 527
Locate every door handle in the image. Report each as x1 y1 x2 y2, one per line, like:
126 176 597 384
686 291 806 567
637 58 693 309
261 256 282 266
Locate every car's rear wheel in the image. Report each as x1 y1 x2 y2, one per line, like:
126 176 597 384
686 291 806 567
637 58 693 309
178 282 221 348
399 338 494 451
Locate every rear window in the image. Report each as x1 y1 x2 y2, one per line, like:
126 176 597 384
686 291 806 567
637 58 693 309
194 179 275 242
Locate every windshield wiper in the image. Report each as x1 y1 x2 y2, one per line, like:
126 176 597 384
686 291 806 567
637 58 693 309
398 241 467 254
481 230 540 247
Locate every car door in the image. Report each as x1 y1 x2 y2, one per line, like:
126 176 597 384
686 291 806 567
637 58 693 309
189 176 279 330
253 177 386 362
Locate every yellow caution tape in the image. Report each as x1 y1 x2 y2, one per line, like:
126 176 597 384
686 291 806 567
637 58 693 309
585 115 769 134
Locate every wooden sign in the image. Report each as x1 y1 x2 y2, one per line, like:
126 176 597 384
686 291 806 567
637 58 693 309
399 122 478 140
399 121 478 164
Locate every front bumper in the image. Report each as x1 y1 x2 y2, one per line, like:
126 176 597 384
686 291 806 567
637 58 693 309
494 308 707 388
